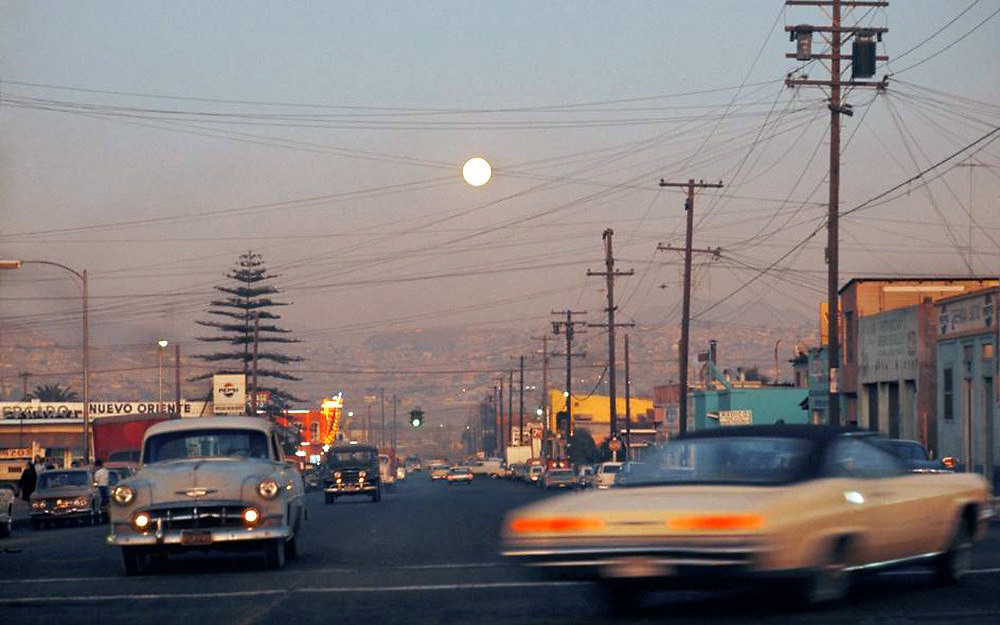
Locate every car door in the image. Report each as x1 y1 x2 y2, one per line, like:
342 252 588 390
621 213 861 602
823 437 916 563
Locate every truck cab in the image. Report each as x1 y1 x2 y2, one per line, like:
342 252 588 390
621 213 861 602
324 443 381 503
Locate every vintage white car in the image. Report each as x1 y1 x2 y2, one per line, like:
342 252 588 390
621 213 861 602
502 425 993 606
107 416 306 575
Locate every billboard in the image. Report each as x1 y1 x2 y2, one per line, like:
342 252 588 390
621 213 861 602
213 374 247 415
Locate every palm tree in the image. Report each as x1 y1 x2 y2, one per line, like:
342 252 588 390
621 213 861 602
23 383 79 402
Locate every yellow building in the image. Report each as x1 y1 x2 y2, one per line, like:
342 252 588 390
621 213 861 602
547 389 654 440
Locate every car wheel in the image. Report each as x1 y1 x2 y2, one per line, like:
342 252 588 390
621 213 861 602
800 538 852 606
934 519 973 585
121 546 146 576
264 538 286 569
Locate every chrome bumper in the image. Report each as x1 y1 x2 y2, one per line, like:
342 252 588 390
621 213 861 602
108 524 292 546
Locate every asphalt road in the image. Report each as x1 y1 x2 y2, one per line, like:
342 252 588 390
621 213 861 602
1 475 999 625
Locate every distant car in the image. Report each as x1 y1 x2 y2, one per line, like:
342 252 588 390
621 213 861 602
527 465 544 484
594 462 623 489
324 443 381 503
576 465 596 489
879 439 953 473
429 463 451 481
108 416 306 575
503 425 993 607
541 468 577 490
0 480 14 538
446 466 474 485
471 457 504 478
30 469 102 529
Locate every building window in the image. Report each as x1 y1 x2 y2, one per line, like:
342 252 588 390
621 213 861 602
983 343 994 360
943 368 954 421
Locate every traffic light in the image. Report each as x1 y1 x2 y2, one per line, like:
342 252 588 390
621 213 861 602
409 409 424 427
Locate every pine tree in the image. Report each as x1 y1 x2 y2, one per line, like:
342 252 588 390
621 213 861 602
192 251 303 405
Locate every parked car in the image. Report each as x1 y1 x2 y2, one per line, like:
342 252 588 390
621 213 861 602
594 462 623 489
30 469 102 529
0 480 14 538
502 424 993 607
324 443 381 503
107 416 306 575
879 439 953 473
446 466 474 485
540 468 577 490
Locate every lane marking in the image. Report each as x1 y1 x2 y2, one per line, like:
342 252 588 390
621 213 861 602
0 581 584 604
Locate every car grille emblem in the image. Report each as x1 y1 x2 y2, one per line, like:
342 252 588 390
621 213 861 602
178 488 216 498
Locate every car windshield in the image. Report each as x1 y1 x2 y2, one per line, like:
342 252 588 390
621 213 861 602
38 471 90 489
328 450 376 465
143 429 270 463
885 441 928 461
600 464 622 474
623 436 816 487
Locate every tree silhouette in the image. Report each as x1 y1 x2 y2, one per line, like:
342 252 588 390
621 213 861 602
23 383 79 402
191 251 304 405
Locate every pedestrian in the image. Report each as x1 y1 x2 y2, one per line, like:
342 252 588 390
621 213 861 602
33 455 45 474
93 458 110 508
18 460 37 502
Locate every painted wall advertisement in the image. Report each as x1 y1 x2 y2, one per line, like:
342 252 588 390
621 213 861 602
1 401 209 423
213 374 247 415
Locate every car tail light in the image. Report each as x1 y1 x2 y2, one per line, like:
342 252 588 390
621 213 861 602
942 456 957 469
666 514 764 531
509 517 605 533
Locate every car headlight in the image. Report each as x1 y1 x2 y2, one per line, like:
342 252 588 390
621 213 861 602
257 478 280 500
31 500 46 510
74 496 90 507
334 471 342 479
112 485 135 506
132 512 151 531
358 470 366 479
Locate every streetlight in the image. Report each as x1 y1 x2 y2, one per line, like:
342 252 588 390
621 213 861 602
0 259 91 463
157 339 169 412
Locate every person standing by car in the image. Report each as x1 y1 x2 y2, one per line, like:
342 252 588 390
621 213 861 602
18 460 37 502
93 459 110 508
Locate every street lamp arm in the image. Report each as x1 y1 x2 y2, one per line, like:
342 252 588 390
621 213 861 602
21 259 86 283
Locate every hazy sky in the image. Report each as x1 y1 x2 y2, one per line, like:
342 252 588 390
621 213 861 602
2 1 999 402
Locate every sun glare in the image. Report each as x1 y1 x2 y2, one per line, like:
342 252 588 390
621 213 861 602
462 157 492 187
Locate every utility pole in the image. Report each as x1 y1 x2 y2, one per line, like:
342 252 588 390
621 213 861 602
518 356 525 447
380 387 385 449
552 310 587 442
174 343 181 417
658 179 723 436
508 369 514 444
624 333 632 457
785 0 888 425
588 229 634 441
19 372 30 399
392 393 398 452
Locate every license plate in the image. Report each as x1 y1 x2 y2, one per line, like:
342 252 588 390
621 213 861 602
180 530 212 545
604 557 672 578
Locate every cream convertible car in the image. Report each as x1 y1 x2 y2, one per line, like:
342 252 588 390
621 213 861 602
107 417 306 575
502 425 993 606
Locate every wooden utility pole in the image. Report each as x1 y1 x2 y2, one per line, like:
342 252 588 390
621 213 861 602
785 0 888 425
624 333 632 455
531 334 550 427
658 179 723 435
551 310 587 440
588 229 634 441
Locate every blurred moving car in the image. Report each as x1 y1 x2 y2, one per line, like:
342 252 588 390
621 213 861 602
541 468 577 490
502 425 993 607
446 466 474 485
30 469 102 529
429 463 451 481
0 480 14 537
594 462 623 489
879 439 953 473
108 416 306 575
324 443 381 503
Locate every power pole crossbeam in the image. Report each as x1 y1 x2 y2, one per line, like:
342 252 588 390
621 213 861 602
551 310 587 442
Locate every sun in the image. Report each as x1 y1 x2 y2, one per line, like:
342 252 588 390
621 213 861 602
462 157 492 187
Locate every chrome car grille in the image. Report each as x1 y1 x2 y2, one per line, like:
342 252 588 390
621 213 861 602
144 504 249 531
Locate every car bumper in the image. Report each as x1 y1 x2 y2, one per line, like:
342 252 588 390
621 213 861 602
324 484 377 495
108 524 292 547
31 508 92 519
